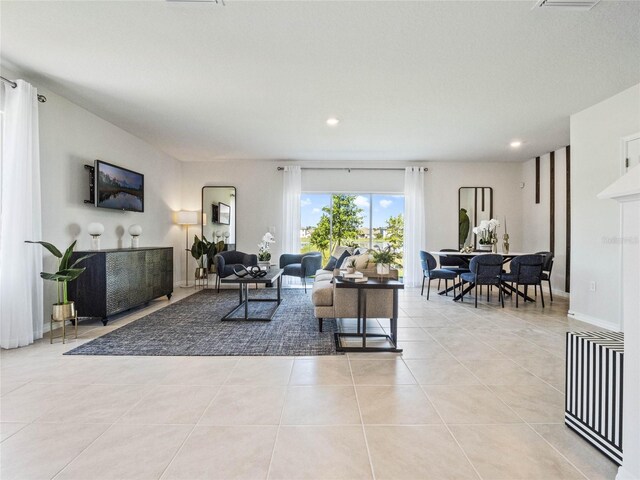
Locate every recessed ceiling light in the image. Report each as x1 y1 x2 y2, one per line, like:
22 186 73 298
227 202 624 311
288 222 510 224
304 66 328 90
510 141 522 148
326 117 340 126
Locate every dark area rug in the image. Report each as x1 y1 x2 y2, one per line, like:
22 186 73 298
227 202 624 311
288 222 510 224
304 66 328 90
65 289 340 356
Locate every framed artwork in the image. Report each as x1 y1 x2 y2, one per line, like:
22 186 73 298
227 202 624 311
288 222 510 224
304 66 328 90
218 202 231 225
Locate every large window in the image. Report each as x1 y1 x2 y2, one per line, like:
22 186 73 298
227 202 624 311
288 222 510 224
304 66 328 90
300 193 404 264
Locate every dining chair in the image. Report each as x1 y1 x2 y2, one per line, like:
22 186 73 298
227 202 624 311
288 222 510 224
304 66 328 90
438 248 470 289
502 254 545 308
460 254 504 308
535 251 554 302
420 251 458 300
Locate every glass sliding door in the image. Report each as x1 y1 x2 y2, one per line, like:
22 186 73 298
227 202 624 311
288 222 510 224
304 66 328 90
301 192 404 268
300 193 332 262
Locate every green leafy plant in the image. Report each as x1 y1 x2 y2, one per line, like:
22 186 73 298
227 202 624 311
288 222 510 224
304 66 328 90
25 240 94 305
191 235 224 268
370 244 398 266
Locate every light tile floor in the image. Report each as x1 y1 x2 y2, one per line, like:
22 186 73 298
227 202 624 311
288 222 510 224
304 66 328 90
0 286 619 480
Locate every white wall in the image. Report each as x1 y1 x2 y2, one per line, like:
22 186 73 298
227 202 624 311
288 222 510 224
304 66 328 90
5 69 185 326
569 83 640 331
521 148 569 296
180 159 524 277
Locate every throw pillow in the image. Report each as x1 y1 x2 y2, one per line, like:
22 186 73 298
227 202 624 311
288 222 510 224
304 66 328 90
323 256 338 271
354 253 372 269
332 246 353 258
334 250 351 270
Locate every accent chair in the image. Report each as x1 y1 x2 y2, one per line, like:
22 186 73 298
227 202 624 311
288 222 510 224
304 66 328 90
279 252 323 292
214 251 258 292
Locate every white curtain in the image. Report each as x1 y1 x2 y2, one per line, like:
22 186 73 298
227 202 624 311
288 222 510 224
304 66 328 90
0 80 43 348
403 167 426 287
282 165 301 255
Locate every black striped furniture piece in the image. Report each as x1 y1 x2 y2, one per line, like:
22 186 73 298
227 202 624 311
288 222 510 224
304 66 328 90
68 247 173 325
565 331 624 465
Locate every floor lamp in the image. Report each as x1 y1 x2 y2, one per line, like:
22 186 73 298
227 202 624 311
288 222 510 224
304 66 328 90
176 210 198 288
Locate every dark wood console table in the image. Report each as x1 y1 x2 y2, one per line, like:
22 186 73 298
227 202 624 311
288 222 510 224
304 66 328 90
68 247 173 325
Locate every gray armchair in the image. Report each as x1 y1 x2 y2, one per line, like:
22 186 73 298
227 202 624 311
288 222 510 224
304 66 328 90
279 252 323 292
214 251 258 292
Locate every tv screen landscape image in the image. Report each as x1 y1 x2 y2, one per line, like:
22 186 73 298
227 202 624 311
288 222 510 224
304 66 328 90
95 160 144 212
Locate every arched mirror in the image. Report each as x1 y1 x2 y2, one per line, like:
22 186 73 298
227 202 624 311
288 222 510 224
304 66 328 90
458 187 493 249
201 186 236 251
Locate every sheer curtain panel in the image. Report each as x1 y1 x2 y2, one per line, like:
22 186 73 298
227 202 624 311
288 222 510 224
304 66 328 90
282 165 301 255
403 167 426 287
0 80 43 348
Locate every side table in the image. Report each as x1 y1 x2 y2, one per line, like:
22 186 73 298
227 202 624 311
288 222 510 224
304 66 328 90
333 277 404 353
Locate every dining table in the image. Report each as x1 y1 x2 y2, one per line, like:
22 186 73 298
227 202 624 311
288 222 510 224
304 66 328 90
428 251 542 302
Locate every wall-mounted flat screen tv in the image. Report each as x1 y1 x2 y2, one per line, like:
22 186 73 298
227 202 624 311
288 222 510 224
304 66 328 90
95 160 144 212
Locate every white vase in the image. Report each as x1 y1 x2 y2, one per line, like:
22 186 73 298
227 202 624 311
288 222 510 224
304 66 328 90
376 263 390 275
477 244 491 251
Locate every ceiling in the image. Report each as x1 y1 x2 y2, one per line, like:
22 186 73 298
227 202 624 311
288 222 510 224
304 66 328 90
1 0 639 163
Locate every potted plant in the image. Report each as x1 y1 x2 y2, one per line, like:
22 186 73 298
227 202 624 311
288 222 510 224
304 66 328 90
370 244 398 276
25 240 94 320
191 235 224 279
257 232 275 268
472 218 500 252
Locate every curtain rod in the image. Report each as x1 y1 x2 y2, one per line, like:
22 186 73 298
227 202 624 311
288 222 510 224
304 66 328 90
1 76 47 103
276 166 427 172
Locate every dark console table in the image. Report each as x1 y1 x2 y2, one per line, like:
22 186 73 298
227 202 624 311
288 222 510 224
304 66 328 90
68 247 173 325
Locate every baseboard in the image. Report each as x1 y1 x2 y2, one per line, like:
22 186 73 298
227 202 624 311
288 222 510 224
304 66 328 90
616 467 639 480
551 288 570 298
567 311 620 332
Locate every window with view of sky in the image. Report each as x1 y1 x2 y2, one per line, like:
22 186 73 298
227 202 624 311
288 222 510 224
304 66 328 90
300 193 404 264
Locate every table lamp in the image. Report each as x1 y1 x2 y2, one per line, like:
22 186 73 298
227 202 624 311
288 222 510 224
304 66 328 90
176 210 198 287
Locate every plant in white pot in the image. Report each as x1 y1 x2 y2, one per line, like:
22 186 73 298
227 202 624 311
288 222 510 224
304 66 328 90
25 240 93 321
472 218 500 252
370 244 398 276
257 232 275 268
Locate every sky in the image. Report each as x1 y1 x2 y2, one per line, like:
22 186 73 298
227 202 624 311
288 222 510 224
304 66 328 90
300 194 404 228
99 162 143 189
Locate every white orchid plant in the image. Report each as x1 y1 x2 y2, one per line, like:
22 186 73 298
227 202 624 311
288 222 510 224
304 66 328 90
472 218 501 245
258 232 276 261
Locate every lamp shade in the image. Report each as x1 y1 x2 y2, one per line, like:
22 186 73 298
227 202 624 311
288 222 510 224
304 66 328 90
87 222 104 236
176 210 198 225
128 224 143 236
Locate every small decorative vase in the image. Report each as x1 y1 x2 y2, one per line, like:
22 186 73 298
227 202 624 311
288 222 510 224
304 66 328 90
376 263 390 276
258 261 271 270
194 267 207 279
90 235 101 251
478 244 491 251
503 234 510 254
346 266 356 274
491 242 498 253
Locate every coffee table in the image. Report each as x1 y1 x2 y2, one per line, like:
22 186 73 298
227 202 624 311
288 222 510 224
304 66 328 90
220 268 283 321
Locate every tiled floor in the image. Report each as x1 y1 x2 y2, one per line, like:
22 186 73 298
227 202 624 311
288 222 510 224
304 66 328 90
0 286 619 480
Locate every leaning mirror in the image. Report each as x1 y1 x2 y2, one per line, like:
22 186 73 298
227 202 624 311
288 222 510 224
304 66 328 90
458 187 493 249
202 186 236 252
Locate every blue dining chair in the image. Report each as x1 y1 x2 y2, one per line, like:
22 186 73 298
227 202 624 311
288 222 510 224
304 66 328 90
460 254 504 308
502 254 545 308
420 251 458 300
534 251 554 302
